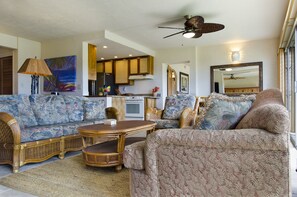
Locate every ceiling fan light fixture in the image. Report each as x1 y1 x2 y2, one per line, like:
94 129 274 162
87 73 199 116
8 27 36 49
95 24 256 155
183 31 195 38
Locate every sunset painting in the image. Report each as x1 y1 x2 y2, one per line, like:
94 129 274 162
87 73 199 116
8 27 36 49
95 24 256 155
44 55 76 92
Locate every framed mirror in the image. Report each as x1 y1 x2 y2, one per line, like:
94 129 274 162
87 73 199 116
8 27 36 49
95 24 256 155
210 62 263 95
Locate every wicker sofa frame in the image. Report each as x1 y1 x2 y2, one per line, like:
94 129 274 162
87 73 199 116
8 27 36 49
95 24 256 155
0 107 119 173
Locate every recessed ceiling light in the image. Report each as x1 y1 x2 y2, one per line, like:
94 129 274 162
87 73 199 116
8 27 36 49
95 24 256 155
114 56 118 58
129 54 132 57
100 57 104 60
103 46 108 49
226 68 232 71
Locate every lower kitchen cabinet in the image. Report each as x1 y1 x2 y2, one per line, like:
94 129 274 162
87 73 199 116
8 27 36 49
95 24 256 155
112 97 126 121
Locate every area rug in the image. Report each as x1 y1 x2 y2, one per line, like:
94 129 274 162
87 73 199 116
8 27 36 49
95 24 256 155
0 155 130 197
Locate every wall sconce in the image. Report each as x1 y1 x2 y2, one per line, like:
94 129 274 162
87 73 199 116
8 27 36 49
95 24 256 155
18 57 52 94
231 51 240 62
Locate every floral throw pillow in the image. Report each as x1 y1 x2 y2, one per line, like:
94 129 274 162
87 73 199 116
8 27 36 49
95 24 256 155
194 93 256 130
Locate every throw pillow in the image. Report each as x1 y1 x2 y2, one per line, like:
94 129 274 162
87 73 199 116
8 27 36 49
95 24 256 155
84 100 106 120
0 101 24 128
194 93 256 130
162 94 196 120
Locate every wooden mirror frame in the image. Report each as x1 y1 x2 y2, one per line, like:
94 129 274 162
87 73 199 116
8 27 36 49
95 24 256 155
210 61 263 94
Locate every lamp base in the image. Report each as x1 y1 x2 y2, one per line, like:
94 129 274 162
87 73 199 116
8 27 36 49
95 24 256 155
31 75 39 94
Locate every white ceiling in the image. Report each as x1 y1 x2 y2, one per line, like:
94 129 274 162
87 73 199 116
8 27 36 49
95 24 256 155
0 0 289 60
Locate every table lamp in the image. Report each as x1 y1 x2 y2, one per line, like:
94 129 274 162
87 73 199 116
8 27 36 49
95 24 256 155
18 57 52 94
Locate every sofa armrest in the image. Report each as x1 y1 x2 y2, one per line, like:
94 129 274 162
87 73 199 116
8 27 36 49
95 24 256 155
123 141 145 170
0 112 22 145
105 107 120 120
146 107 163 120
179 107 197 128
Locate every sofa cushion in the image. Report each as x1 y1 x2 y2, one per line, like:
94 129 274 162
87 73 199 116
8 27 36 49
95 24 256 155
17 95 38 127
0 95 38 128
0 100 24 128
63 96 85 122
194 93 255 130
21 125 63 143
153 119 179 129
61 120 95 135
84 100 106 120
162 94 196 120
29 95 69 126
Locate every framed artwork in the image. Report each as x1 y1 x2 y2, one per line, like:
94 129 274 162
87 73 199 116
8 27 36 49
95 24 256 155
44 55 77 92
179 72 189 94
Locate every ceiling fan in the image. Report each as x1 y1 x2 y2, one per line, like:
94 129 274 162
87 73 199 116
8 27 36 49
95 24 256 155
224 74 245 80
158 15 225 39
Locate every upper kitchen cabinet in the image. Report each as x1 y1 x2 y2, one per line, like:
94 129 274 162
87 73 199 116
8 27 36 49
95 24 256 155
88 44 97 80
97 60 113 74
129 56 154 75
114 59 134 85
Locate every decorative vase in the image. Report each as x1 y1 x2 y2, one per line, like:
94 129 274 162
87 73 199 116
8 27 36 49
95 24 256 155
153 92 158 97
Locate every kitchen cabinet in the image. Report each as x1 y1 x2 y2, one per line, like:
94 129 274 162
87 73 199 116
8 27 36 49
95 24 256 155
129 59 138 75
88 44 97 80
114 59 134 85
97 60 113 74
129 56 154 75
112 97 126 121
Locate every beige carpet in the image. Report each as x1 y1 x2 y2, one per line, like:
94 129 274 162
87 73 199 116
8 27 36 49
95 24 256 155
0 155 130 197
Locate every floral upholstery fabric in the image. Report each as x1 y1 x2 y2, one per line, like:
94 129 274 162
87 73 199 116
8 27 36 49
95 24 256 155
236 89 290 134
84 100 106 120
194 93 256 130
123 141 145 170
61 120 95 135
0 95 38 128
153 119 179 129
0 100 24 128
162 94 196 120
124 128 290 197
63 96 85 122
21 125 63 143
29 95 69 126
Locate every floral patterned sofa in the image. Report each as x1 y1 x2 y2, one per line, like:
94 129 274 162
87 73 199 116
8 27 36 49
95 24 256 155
124 89 290 196
0 94 118 172
146 94 198 129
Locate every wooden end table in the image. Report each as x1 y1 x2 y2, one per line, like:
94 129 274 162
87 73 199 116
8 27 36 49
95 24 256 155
77 120 156 171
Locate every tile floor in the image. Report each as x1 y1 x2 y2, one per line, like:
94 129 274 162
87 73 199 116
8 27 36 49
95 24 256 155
0 142 296 196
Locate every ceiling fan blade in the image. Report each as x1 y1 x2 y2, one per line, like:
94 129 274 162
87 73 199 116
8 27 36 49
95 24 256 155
184 16 204 28
163 31 185 39
192 32 202 38
158 26 185 30
201 23 225 33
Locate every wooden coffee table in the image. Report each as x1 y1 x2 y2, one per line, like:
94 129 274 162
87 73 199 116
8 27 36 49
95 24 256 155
78 120 156 171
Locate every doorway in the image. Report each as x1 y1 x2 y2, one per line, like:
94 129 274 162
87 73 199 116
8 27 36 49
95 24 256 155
0 56 13 95
167 65 177 96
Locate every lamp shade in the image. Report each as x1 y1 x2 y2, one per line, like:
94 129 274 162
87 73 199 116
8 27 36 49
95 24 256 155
18 58 52 76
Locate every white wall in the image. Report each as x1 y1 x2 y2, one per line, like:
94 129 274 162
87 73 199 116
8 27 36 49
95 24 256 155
196 38 278 96
0 33 41 94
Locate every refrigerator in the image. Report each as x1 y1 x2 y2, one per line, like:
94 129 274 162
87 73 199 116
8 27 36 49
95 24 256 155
95 73 118 95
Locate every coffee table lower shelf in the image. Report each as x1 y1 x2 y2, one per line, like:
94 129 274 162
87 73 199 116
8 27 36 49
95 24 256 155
82 137 145 170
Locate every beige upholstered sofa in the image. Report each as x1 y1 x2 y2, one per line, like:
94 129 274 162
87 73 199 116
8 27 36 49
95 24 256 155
124 89 291 197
